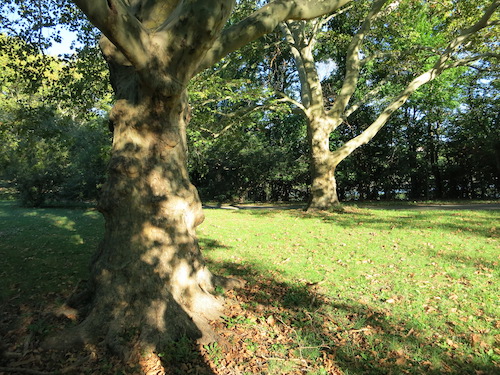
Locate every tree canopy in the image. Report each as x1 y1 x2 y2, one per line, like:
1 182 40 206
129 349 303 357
1 0 498 205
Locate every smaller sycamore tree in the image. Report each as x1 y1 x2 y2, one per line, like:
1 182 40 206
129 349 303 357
278 0 499 209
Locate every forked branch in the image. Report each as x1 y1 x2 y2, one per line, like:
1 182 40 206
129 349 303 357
331 0 499 164
328 0 388 119
73 0 150 69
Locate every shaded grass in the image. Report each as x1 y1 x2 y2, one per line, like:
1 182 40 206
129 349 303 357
0 200 498 374
0 201 102 302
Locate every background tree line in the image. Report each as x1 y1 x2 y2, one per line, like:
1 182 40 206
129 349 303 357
1 1 498 207
0 33 112 206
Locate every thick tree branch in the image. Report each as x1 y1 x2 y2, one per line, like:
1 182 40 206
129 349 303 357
441 0 499 61
135 0 182 29
281 22 313 108
145 0 234 91
334 69 438 162
197 0 353 73
328 0 388 121
73 0 150 70
289 20 328 115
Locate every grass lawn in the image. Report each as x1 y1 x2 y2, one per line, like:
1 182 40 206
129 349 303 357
0 200 498 374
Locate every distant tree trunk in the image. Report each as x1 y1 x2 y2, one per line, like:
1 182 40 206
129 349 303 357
431 163 443 199
428 123 443 199
307 117 341 209
493 140 500 177
408 142 422 200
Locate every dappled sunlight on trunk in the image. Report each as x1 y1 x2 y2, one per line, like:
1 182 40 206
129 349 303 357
42 90 225 358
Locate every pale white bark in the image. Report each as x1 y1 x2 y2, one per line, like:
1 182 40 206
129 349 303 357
334 70 438 161
277 93 307 114
283 0 389 133
328 0 388 122
280 22 314 109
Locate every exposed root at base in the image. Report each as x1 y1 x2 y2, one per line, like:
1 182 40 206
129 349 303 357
0 366 55 375
213 275 246 291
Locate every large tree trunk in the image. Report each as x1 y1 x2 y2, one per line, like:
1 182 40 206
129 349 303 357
94 92 222 350
45 63 228 359
308 157 339 209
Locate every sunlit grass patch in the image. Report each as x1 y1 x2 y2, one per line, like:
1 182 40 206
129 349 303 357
199 206 499 374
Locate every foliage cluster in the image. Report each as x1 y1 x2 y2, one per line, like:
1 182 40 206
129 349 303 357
336 72 500 201
0 0 498 206
188 71 310 203
0 34 111 206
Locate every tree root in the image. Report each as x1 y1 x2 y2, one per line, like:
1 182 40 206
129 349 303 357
40 325 88 352
40 268 243 359
213 274 246 291
1 351 22 359
64 279 94 315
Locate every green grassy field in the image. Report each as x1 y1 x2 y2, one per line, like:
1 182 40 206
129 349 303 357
0 200 498 374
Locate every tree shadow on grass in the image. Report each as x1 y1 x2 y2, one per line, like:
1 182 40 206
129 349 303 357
200 236 498 375
0 201 217 375
1 201 497 374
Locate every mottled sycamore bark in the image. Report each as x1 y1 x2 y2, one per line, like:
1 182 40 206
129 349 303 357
81 81 223 353
307 120 342 209
44 0 237 357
